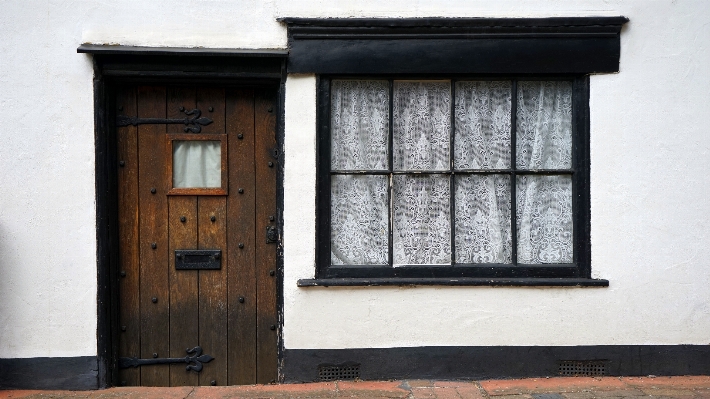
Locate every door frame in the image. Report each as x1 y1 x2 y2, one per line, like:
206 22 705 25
81 45 288 387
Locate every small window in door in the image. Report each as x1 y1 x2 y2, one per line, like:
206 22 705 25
167 134 228 195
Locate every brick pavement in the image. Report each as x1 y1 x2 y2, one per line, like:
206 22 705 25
1 376 709 399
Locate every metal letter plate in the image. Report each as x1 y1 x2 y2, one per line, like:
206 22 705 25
175 249 221 270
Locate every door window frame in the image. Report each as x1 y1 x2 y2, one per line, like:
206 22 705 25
167 133 229 196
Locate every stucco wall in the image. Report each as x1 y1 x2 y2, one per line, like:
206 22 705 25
0 0 708 359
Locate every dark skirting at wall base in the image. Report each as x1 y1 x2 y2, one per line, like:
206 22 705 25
0 356 98 390
282 345 710 382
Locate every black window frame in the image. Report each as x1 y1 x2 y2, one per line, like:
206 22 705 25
316 74 591 282
282 17 626 286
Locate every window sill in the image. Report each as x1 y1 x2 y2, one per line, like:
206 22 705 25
297 277 609 287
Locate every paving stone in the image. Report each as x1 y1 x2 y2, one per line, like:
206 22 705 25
644 397 699 399
3 376 710 399
561 389 645 398
456 383 490 399
0 393 91 399
90 387 194 399
481 377 626 396
454 385 487 399
192 384 337 399
410 388 438 399
429 387 463 399
433 382 461 388
622 377 710 389
532 394 565 399
0 392 51 399
408 380 435 388
638 388 697 397
335 380 410 398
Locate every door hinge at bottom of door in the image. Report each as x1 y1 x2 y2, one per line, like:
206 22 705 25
118 346 213 372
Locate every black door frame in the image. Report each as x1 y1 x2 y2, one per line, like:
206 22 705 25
80 45 288 387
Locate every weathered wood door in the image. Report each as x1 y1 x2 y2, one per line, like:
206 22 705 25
115 85 278 386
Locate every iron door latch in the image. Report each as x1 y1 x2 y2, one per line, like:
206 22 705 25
266 225 279 244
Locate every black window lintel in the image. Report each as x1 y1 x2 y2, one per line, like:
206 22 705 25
282 17 628 74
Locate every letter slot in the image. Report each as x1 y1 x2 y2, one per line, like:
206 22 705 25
175 249 221 270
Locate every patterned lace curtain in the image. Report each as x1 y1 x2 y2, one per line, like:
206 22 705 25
329 79 573 266
392 81 451 265
331 175 389 265
330 81 390 265
331 80 389 170
454 81 512 263
516 81 573 263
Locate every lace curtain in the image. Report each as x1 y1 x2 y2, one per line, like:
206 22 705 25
331 175 389 265
330 80 390 264
393 175 451 265
454 81 511 169
330 79 573 265
455 174 511 263
516 81 573 263
454 81 512 263
173 140 221 188
331 80 389 170
393 81 451 171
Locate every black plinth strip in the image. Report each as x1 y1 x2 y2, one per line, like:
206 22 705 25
0 356 98 390
283 345 710 382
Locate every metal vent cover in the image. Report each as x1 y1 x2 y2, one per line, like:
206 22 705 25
558 360 607 376
318 362 360 381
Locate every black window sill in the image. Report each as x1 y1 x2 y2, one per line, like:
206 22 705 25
297 277 609 287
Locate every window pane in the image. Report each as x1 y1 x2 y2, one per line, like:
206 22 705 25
516 81 573 169
393 175 451 265
331 175 389 265
393 81 451 171
173 140 221 188
455 175 511 263
331 80 390 171
516 175 573 264
455 81 511 169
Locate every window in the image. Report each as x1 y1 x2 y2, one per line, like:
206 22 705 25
167 133 228 195
317 76 589 281
283 17 626 285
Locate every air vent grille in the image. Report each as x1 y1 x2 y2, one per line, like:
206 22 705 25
318 362 360 381
558 360 606 376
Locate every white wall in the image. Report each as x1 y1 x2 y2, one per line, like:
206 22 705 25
0 0 708 359
281 0 710 348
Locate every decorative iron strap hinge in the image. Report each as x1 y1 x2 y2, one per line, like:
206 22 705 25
116 107 213 133
118 346 214 372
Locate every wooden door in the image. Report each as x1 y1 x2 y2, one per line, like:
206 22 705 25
115 85 278 386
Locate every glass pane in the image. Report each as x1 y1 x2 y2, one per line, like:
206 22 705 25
173 141 221 188
331 80 390 171
455 175 511 263
516 175 573 264
455 81 511 169
331 175 389 265
393 81 451 171
393 175 450 265
516 81 573 169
